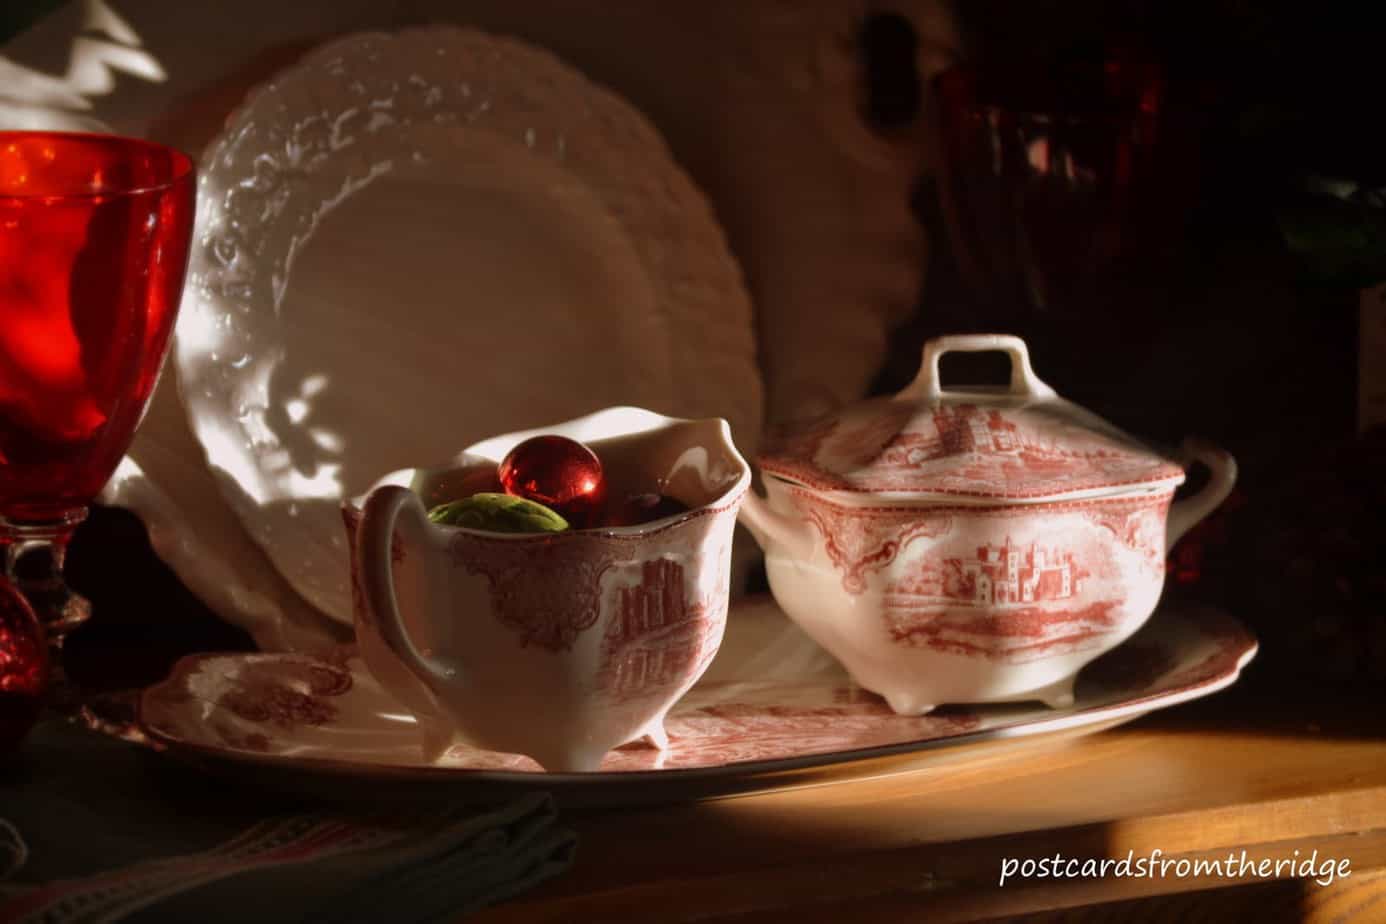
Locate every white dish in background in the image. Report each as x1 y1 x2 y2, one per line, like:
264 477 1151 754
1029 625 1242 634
175 27 762 628
139 595 1257 801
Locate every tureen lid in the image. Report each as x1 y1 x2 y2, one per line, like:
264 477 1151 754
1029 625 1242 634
759 335 1186 501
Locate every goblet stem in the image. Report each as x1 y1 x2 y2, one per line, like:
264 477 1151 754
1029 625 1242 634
1 511 91 649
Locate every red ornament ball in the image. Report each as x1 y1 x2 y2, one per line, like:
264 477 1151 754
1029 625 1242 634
0 579 47 755
498 435 607 528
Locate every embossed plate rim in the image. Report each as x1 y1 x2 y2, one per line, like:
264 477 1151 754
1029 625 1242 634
175 25 762 626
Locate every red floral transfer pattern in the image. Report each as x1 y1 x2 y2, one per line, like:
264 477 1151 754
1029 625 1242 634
140 655 359 753
450 534 614 652
217 659 353 730
1080 493 1172 571
795 490 954 593
760 401 1183 499
659 696 984 766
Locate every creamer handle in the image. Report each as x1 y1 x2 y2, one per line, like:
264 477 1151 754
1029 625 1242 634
1166 438 1238 554
357 485 454 689
900 334 1057 401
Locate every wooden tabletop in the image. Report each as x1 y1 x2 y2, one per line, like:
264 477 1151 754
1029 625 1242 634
474 684 1386 922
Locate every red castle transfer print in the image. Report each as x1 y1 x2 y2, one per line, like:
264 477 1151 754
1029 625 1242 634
598 557 724 703
212 657 354 749
790 487 1170 660
883 598 1123 662
879 530 1117 661
868 497 1173 663
884 406 1027 463
344 503 741 658
948 537 1081 607
858 404 1171 496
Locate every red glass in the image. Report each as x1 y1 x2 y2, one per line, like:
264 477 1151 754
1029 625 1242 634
933 49 1193 322
0 132 194 639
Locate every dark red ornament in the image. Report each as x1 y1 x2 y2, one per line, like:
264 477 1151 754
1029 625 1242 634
606 493 691 528
498 435 607 528
0 578 47 754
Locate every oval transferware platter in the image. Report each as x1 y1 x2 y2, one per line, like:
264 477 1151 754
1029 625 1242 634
139 596 1257 802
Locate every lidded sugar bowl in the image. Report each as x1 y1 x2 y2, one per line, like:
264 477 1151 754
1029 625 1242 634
738 334 1236 714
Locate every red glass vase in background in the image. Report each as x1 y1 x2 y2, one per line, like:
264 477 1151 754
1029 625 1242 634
933 47 1199 339
0 132 195 642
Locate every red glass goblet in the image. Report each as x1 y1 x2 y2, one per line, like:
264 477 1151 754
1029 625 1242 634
931 48 1200 408
936 48 1153 315
0 132 195 644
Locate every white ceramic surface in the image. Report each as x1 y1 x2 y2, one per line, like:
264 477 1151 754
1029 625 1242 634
137 595 1257 797
346 408 750 772
169 27 761 635
741 334 1237 714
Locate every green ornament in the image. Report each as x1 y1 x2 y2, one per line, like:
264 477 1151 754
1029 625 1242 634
426 492 570 533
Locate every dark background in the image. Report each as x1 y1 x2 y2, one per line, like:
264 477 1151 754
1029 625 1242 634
0 0 63 44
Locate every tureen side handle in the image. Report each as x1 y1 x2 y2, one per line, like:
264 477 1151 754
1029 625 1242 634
739 489 813 560
1165 438 1238 554
357 485 457 691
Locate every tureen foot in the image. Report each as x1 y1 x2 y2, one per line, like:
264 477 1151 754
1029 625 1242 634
1033 676 1077 709
881 691 937 716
